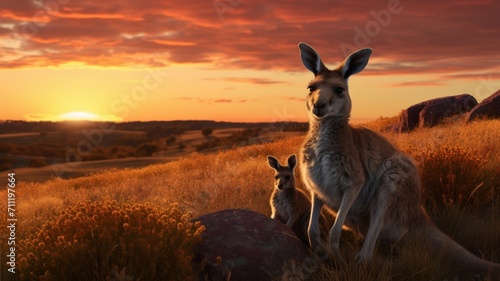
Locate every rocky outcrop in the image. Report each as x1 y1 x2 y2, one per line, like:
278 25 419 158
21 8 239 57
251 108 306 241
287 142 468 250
419 94 478 127
396 94 477 133
466 90 500 122
192 209 311 281
396 102 427 133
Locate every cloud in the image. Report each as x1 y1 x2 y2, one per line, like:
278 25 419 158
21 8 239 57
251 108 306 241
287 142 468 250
204 77 288 85
388 80 445 87
24 113 58 121
23 113 122 122
172 97 235 104
439 73 500 81
282 96 304 102
1 0 499 79
214 99 232 103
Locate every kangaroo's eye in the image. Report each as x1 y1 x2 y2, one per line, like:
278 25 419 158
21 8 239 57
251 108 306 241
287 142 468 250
274 175 279 180
334 87 344 96
307 85 316 94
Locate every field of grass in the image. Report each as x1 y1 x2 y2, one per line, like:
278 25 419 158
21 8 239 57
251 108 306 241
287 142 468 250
1 119 499 280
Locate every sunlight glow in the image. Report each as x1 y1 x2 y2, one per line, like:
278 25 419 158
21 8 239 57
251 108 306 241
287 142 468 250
58 111 101 121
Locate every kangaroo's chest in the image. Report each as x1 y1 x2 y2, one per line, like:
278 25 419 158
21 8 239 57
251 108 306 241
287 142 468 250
301 142 346 210
273 193 291 218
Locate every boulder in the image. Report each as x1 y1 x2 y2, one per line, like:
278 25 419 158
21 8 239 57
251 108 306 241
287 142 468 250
396 94 477 133
397 102 426 133
192 209 312 281
466 90 500 122
419 94 477 127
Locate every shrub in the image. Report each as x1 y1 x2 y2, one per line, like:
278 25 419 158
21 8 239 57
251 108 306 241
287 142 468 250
82 147 109 161
196 138 222 152
201 128 213 137
404 145 493 211
165 136 177 146
109 146 136 158
228 128 261 142
136 143 159 157
18 201 205 281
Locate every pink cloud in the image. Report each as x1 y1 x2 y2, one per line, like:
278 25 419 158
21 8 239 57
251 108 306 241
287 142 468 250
204 77 288 85
388 80 445 88
0 0 498 79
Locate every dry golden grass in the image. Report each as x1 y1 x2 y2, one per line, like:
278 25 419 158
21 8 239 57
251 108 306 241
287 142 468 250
1 118 499 280
18 201 203 280
368 118 500 165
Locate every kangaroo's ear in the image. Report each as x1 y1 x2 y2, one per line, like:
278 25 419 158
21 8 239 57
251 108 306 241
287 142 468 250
298 42 327 76
287 154 297 170
338 48 372 80
267 155 280 170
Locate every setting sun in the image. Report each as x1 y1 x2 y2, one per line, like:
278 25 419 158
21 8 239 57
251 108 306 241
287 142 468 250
58 111 101 121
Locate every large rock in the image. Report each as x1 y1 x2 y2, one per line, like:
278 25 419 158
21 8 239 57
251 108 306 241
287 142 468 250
192 209 311 281
466 90 500 122
419 94 477 127
397 102 426 133
396 94 477 133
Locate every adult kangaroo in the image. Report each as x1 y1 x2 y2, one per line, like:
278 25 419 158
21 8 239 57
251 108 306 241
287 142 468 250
298 42 500 276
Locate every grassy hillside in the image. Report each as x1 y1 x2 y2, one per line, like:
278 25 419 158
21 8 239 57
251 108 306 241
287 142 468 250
2 119 499 280
1 120 304 176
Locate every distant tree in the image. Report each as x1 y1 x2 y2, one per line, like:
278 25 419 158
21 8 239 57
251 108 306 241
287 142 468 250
40 131 48 137
196 138 222 152
136 143 160 157
202 128 213 137
177 143 186 150
165 136 176 146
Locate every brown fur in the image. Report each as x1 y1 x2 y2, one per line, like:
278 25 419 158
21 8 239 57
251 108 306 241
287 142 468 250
267 154 328 245
297 42 500 276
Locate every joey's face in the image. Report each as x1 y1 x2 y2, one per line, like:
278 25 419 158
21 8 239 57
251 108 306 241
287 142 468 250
305 72 351 120
274 169 295 190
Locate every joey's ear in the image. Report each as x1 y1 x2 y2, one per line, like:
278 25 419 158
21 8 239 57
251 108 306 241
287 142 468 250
287 154 297 170
267 155 280 170
298 42 327 76
339 48 372 80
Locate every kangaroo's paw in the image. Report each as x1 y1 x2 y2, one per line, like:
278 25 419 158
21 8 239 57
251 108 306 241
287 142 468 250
355 251 371 266
327 243 345 267
309 242 326 258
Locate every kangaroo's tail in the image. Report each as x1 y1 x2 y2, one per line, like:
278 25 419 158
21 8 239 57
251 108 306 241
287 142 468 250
416 219 500 278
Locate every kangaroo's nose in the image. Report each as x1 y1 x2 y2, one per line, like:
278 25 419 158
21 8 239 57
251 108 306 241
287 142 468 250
313 102 326 109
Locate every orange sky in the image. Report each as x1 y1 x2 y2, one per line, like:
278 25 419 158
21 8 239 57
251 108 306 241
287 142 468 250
1 0 499 123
